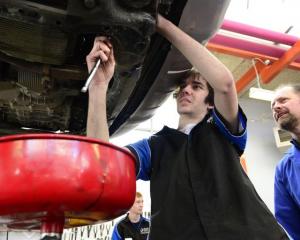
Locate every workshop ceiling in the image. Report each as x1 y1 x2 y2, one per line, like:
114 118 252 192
213 53 300 96
212 0 300 98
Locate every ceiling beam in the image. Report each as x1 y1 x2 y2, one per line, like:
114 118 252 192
214 41 300 93
260 40 300 83
207 43 300 71
234 39 300 92
208 19 300 93
235 61 266 93
209 34 300 63
207 42 300 93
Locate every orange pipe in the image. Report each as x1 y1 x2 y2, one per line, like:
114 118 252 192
235 61 266 93
207 42 300 93
207 43 300 70
260 40 300 83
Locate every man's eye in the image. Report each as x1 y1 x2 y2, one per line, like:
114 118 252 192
279 98 288 104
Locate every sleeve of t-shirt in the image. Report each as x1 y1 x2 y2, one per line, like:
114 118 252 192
274 163 300 239
126 138 151 181
111 224 122 240
211 106 247 153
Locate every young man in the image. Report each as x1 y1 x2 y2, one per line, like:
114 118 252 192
111 192 150 240
86 15 288 239
272 84 300 240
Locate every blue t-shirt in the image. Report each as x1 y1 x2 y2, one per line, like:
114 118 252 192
275 140 300 240
128 108 247 180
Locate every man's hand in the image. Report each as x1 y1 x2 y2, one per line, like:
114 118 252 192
86 36 115 90
86 36 115 140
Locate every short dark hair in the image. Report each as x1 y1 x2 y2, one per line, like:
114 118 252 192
173 68 214 105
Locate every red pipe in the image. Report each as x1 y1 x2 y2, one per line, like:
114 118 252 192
221 19 299 46
209 34 300 63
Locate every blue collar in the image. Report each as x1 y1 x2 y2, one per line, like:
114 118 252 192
291 139 300 149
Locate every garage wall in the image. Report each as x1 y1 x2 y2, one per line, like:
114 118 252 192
239 98 285 212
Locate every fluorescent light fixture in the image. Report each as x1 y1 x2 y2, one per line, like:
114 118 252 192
249 87 275 102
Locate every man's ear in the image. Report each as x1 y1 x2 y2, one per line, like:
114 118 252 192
207 105 214 110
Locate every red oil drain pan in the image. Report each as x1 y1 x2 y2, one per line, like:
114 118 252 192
0 134 136 234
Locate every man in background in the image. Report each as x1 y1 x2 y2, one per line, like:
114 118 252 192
111 192 150 240
272 84 300 240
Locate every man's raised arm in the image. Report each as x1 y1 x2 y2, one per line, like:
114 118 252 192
156 15 239 133
86 37 115 141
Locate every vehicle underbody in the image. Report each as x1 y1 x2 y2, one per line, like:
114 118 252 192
0 0 230 136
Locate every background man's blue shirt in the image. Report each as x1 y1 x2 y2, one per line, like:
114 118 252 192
275 140 300 240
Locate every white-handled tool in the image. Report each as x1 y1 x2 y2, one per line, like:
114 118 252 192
81 58 101 93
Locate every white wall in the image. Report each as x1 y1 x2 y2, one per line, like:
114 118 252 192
0 232 40 240
239 98 285 212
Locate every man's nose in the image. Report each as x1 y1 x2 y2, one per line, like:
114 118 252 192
181 84 192 94
272 101 281 110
